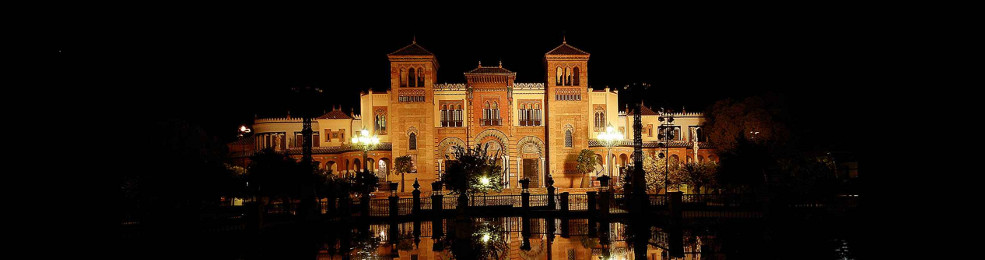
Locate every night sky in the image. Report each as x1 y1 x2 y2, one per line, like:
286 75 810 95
67 12 872 153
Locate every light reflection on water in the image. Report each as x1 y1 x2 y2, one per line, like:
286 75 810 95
312 216 856 260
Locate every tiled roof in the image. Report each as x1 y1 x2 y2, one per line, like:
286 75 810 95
317 110 353 119
627 105 659 116
466 66 515 74
229 143 394 158
389 42 434 56
546 42 590 55
588 140 713 149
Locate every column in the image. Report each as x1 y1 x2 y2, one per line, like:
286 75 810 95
540 157 546 188
517 158 522 187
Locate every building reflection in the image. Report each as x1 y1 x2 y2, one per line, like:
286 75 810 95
316 217 704 260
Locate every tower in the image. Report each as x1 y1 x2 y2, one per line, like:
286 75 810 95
388 39 438 190
545 38 590 188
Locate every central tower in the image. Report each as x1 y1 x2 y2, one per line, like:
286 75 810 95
388 40 438 189
545 39 590 187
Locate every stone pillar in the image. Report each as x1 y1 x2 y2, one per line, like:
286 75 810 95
521 192 530 211
361 194 370 217
431 182 443 214
668 191 683 224
389 195 398 217
587 191 597 214
546 174 556 209
412 179 421 216
599 190 611 217
560 192 569 213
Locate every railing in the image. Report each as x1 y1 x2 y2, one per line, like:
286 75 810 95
469 194 521 207
568 194 589 211
682 194 756 208
442 195 459 210
369 198 389 217
397 198 414 216
649 194 667 207
420 196 432 210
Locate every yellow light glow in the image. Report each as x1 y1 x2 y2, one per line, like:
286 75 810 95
361 129 369 136
480 177 490 186
351 137 358 143
481 233 491 243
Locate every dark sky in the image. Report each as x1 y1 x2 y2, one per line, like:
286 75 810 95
71 11 872 153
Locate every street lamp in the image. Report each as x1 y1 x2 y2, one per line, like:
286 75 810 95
350 128 380 176
658 110 675 193
237 125 251 168
596 124 624 188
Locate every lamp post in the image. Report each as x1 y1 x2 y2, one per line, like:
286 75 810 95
658 109 675 193
351 128 380 186
596 124 624 189
238 125 251 168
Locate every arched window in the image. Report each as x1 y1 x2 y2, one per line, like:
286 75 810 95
556 67 563 85
573 67 581 86
565 130 573 147
483 102 490 125
409 132 417 150
565 67 572 86
417 67 425 87
456 105 463 127
441 105 448 127
492 101 499 125
408 68 416 87
534 104 541 126
399 69 407 87
519 104 527 126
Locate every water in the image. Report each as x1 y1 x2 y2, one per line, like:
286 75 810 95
125 215 861 259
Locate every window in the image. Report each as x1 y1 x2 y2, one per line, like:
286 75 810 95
573 67 581 86
441 105 448 127
409 132 417 150
455 105 463 127
399 69 407 88
417 67 424 87
565 67 572 86
647 124 653 137
408 68 416 87
565 130 573 147
659 126 682 141
556 67 563 85
690 126 707 142
519 104 527 126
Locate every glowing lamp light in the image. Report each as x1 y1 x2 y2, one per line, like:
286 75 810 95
480 176 491 186
481 233 491 243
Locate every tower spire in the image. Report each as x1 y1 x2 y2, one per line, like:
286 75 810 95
412 34 416 44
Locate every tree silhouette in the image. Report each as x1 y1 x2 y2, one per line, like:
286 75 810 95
441 144 504 195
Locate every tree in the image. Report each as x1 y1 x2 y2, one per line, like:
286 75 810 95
704 94 791 153
441 144 504 195
632 152 683 193
575 149 599 188
679 161 718 194
393 155 414 192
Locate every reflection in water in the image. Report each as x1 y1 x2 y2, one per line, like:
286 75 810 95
309 215 858 259
318 217 708 259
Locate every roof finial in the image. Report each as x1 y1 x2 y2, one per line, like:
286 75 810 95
498 59 503 68
562 34 566 44
412 34 416 44
478 60 482 67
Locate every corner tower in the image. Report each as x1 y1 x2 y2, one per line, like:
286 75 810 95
545 38 590 188
387 39 438 190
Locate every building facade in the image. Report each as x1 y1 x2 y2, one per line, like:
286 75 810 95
231 39 717 192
